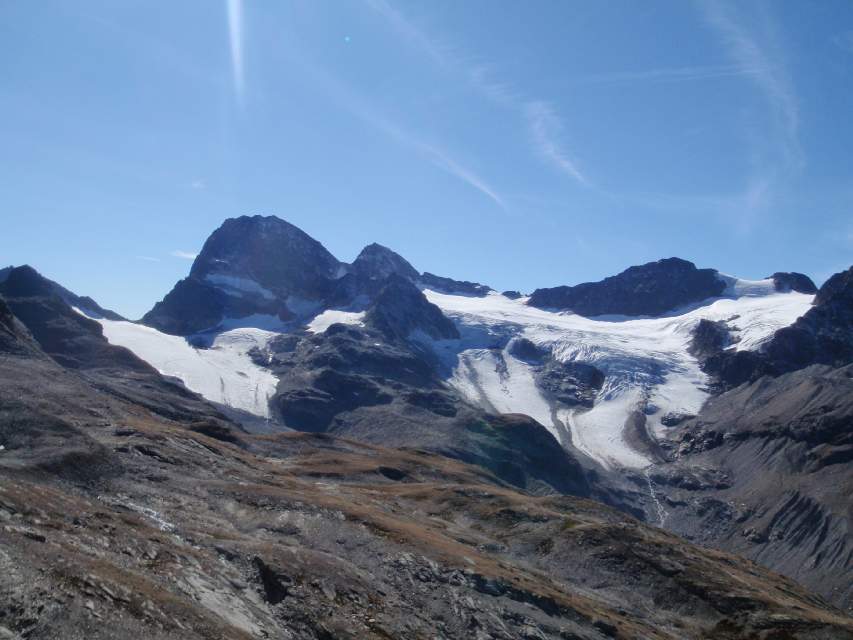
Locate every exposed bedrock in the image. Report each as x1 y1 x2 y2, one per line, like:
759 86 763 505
527 257 726 316
650 363 853 610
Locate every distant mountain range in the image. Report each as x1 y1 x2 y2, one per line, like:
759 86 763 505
1 214 851 637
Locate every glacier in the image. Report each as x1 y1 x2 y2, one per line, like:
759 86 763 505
422 282 813 468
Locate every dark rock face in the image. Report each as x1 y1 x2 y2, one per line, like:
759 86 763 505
142 216 468 337
0 269 148 372
502 290 522 299
507 337 549 364
419 272 491 297
365 275 460 342
139 277 230 336
536 360 604 408
325 244 420 310
770 265 853 370
688 319 732 360
652 364 853 610
770 271 818 294
351 243 419 282
144 215 343 334
697 265 853 390
0 265 123 320
659 412 694 427
270 323 445 433
0 266 238 427
190 215 342 298
528 257 726 317
0 295 42 356
814 264 853 306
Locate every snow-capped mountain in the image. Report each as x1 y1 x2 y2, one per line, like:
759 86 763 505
142 215 489 336
90 216 818 471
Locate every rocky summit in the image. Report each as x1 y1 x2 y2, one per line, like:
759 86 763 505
2 214 852 639
527 257 726 317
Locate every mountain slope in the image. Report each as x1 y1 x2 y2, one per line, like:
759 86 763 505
0 265 239 427
649 363 853 610
0 264 123 320
697 265 853 389
0 298 851 638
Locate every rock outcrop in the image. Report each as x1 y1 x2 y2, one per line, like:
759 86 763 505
695 265 853 390
528 257 726 316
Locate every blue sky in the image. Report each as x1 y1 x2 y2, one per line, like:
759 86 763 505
2 1 852 318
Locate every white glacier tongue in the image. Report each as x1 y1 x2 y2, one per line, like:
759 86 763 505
422 288 813 469
87 313 280 418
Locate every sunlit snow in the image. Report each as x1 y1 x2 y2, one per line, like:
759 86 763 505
305 309 365 334
204 274 276 300
423 282 813 469
86 312 280 418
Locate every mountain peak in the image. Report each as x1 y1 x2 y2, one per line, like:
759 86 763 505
190 214 341 288
527 257 725 316
813 266 852 306
0 265 55 297
770 272 818 294
0 265 123 320
351 243 419 282
145 215 345 334
366 274 459 341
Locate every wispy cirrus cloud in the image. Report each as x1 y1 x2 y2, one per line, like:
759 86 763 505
171 250 198 260
283 38 506 209
364 0 451 66
369 106 506 207
226 0 245 106
699 0 800 169
525 102 588 186
350 98 506 209
365 0 590 188
422 145 506 208
576 63 761 86
694 0 802 231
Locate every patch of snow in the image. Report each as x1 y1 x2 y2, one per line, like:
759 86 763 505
89 313 279 418
306 310 365 334
204 274 275 300
558 387 650 469
449 348 555 437
422 287 813 469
